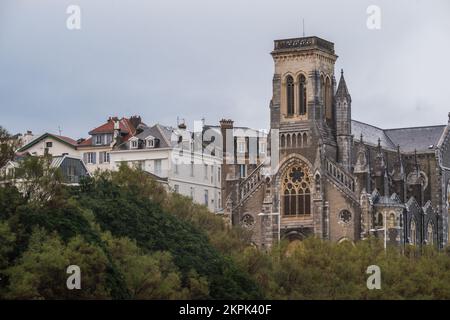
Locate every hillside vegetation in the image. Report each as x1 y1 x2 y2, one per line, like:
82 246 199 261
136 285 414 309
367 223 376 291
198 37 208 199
1 156 450 299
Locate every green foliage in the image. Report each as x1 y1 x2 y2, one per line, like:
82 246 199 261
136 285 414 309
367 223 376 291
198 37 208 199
234 237 450 300
0 162 260 299
0 126 18 169
76 169 262 299
14 155 65 204
4 228 111 299
2 160 450 300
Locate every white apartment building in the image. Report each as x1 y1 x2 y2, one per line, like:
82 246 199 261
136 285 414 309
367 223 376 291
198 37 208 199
110 123 223 213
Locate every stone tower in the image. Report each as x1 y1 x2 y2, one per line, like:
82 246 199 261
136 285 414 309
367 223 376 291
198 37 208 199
270 36 339 167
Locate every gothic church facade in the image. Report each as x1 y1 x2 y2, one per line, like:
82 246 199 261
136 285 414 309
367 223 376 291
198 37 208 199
222 36 450 249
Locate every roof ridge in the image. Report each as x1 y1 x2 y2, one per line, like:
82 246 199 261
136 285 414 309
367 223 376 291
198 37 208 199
384 124 446 131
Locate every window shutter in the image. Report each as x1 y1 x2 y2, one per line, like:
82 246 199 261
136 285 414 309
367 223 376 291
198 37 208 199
83 153 88 164
93 152 97 164
99 152 104 164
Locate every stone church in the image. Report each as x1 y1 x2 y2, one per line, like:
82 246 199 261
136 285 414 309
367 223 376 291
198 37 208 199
221 36 450 249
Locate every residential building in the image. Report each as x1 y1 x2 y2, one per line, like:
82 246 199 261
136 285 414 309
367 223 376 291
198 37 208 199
110 122 223 213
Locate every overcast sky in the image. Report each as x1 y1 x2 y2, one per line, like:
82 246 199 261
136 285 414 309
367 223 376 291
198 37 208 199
1 0 449 139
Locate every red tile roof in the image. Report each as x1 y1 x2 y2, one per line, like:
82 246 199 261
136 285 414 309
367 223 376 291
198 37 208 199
78 117 137 147
56 135 78 146
88 117 133 135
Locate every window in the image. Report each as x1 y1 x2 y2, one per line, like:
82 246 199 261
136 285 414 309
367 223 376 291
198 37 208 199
106 134 113 144
131 139 138 149
95 135 103 145
259 141 267 154
325 77 332 122
154 159 162 175
282 164 311 216
410 219 417 245
84 152 96 164
146 138 154 148
46 142 53 148
204 190 209 206
237 140 246 154
239 165 246 178
299 74 307 115
67 165 76 183
286 75 294 116
388 213 396 228
241 214 255 229
427 222 434 245
99 152 110 164
339 210 352 224
174 184 179 193
174 159 179 174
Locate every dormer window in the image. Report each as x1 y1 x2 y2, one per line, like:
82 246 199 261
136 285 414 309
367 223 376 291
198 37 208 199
145 136 155 148
130 137 139 149
95 135 103 145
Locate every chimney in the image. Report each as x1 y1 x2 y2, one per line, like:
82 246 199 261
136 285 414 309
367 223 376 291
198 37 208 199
129 115 142 130
178 119 187 130
219 119 234 129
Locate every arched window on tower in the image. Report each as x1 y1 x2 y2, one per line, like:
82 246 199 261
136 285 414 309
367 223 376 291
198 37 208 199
320 75 325 114
286 75 294 116
299 74 307 115
282 165 311 216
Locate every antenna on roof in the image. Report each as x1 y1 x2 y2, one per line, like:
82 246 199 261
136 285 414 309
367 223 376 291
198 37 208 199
58 125 62 136
302 18 305 37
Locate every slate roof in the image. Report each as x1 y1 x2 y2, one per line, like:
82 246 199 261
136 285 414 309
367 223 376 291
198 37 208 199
351 120 395 149
336 70 351 100
352 120 446 153
133 124 173 148
384 125 445 153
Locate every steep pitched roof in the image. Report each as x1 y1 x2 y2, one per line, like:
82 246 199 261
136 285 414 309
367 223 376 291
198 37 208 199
336 69 351 100
384 125 445 153
88 117 134 135
352 120 446 153
17 133 78 152
135 124 172 148
351 120 395 149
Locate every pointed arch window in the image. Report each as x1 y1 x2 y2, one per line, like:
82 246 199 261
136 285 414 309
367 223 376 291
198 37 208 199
299 74 307 115
410 219 417 245
286 75 294 116
282 165 311 216
427 222 434 245
325 77 332 122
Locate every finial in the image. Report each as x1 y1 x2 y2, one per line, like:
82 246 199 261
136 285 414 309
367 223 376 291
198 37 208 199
341 69 344 76
360 133 363 143
397 144 400 154
377 137 381 147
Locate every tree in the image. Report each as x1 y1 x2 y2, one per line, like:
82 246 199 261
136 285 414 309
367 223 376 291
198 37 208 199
0 126 18 169
14 155 65 204
103 232 190 299
4 228 111 299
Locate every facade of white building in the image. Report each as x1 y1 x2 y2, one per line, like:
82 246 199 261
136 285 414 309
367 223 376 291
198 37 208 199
110 123 223 213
